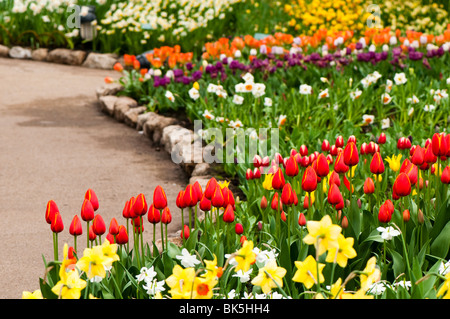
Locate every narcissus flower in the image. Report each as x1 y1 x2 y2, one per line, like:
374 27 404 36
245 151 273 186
360 257 381 292
76 244 115 279
251 260 286 294
292 255 325 289
303 215 342 256
22 290 43 299
234 240 256 273
325 233 357 268
51 267 86 299
165 265 196 299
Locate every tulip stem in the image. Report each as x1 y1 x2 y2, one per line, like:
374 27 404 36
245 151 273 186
53 232 58 261
189 207 192 231
86 221 90 249
140 216 145 263
165 224 168 250
160 218 165 251
73 235 77 256
181 208 185 244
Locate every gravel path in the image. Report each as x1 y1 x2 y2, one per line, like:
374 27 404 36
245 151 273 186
0 57 188 298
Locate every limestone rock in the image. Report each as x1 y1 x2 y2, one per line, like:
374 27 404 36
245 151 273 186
143 113 179 144
136 112 153 131
31 48 48 61
191 163 211 176
0 45 10 57
113 96 138 122
9 46 31 59
82 52 118 70
47 48 87 65
98 95 118 116
96 83 124 98
160 125 193 154
124 106 147 128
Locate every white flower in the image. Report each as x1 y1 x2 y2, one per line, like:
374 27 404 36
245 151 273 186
424 104 436 112
386 79 393 92
377 226 401 240
216 88 228 98
229 119 244 129
136 266 157 282
207 83 218 93
202 110 215 120
232 94 244 105
439 260 450 275
254 248 278 268
242 73 254 83
393 280 411 290
381 93 392 104
235 83 245 93
226 289 236 299
252 83 266 98
250 48 257 56
350 89 362 100
232 269 253 283
367 281 387 295
406 95 419 104
165 90 175 102
320 77 329 83
408 107 414 116
447 78 450 85
318 88 329 99
381 118 390 129
143 278 166 296
394 72 407 85
299 84 312 95
234 50 242 58
188 87 200 100
176 248 201 268
264 97 272 107
278 114 287 126
362 114 375 125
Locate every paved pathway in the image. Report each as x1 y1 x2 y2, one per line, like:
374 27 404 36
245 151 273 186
0 57 188 298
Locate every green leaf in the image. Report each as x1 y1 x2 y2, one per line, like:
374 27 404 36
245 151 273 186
430 220 450 258
390 249 405 278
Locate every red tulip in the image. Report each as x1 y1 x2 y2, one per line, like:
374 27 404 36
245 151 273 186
271 192 280 211
363 177 375 194
51 211 64 233
223 204 235 223
298 213 306 226
322 139 330 152
327 183 343 207
253 155 262 168
199 193 212 211
272 167 286 190
281 183 295 206
328 170 341 187
403 209 410 222
285 156 299 177
299 144 308 156
84 189 99 211
299 155 310 167
109 217 119 235
176 190 186 209
260 196 268 210
92 214 106 236
378 203 391 223
347 135 356 144
441 166 450 184
80 198 95 222
378 132 386 144
335 135 344 148
147 204 161 224
211 185 225 208
122 200 131 219
403 162 418 185
370 152 385 175
133 193 148 216
181 224 190 240
246 168 254 180
334 150 349 174
302 166 318 192
116 225 128 245
153 185 168 209
193 181 203 202
424 144 438 164
222 187 235 208
88 225 96 241
204 177 218 199
385 199 395 215
45 200 59 225
183 184 197 207
360 142 368 155
69 215 83 236
303 195 311 209
393 173 412 197
235 223 244 235
161 207 172 224
106 233 115 244
411 145 424 166
253 167 261 179
315 153 330 177
343 141 359 166
280 211 287 222
432 133 448 157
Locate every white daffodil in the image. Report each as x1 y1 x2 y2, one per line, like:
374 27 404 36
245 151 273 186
188 87 200 100
377 226 401 240
202 110 215 120
143 278 166 296
424 104 436 112
232 94 244 105
381 118 390 129
264 97 272 107
242 72 254 83
318 88 329 99
406 95 419 104
439 260 450 275
362 114 375 125
394 72 407 85
299 84 312 95
232 269 253 283
381 93 392 104
350 89 362 100
386 79 393 92
165 90 175 102
175 248 201 268
252 83 266 98
136 266 157 282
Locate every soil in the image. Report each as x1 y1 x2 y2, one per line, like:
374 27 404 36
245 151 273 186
0 57 189 299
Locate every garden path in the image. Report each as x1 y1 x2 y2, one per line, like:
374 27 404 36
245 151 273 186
0 57 188 298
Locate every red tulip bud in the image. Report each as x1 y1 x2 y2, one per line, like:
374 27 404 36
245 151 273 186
147 204 161 224
260 195 268 210
302 166 318 192
281 183 295 206
211 185 225 208
45 200 59 225
69 215 83 236
285 156 299 177
315 153 330 177
370 152 385 175
246 168 254 180
133 193 148 216
92 214 106 236
441 166 450 184
271 192 280 211
334 149 349 174
298 213 306 226
109 217 119 235
161 207 172 224
363 177 375 194
378 132 386 144
204 177 218 199
235 223 244 235
403 209 410 222
106 233 115 244
341 216 349 229
343 141 359 166
153 185 168 210
411 145 424 166
378 203 391 223
81 198 95 222
223 205 235 223
88 225 96 241
322 139 330 152
84 189 99 211
199 193 212 211
335 135 344 148
183 184 197 207
299 144 308 156
181 224 190 240
328 183 343 207
116 225 128 245
51 211 64 233
253 155 262 168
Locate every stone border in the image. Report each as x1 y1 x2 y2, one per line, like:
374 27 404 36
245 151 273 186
0 45 118 70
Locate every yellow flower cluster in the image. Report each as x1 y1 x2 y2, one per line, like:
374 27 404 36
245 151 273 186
377 0 449 34
284 0 370 34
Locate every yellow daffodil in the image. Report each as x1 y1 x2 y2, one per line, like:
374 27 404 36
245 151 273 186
325 234 357 268
234 240 256 273
437 273 450 299
22 290 43 299
76 245 114 279
385 154 402 172
262 173 274 190
329 278 344 299
251 260 287 294
51 268 86 299
292 255 326 289
202 254 222 281
192 276 217 299
341 289 374 299
218 180 230 189
165 265 196 299
101 239 120 268
360 256 381 292
303 215 342 256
